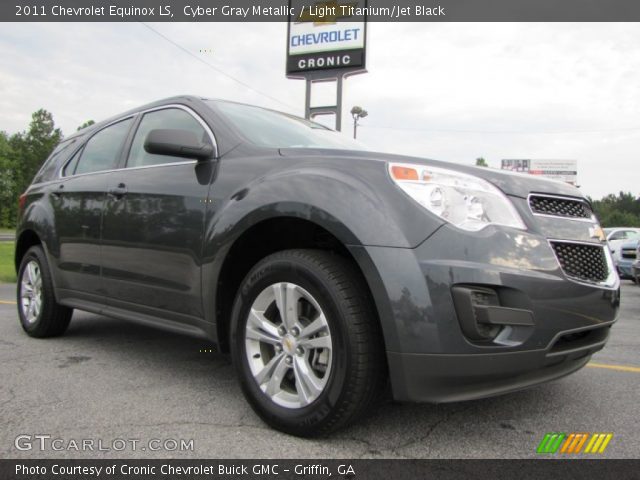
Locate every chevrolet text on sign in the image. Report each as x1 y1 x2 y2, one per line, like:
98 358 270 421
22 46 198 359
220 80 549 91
286 0 367 76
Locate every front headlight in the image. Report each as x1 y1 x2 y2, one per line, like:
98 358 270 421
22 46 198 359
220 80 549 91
388 162 526 232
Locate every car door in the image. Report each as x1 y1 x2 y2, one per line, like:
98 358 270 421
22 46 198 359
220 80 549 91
51 117 134 303
101 106 216 322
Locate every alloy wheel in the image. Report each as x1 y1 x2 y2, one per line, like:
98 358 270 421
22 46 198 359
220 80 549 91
244 282 333 409
20 260 43 325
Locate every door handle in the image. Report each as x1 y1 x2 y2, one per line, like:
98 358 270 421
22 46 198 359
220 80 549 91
51 184 65 197
108 183 128 199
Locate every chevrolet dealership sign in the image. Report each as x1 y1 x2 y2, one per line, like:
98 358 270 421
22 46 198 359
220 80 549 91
501 159 578 185
286 0 367 76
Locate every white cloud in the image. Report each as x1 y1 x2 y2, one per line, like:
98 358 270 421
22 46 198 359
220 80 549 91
0 21 638 198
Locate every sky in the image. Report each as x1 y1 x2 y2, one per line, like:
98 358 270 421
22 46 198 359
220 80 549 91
1 22 639 199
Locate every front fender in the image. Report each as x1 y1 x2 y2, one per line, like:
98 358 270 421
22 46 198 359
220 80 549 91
209 165 426 249
199 161 441 340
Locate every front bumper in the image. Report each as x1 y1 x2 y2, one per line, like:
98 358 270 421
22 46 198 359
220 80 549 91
617 260 635 279
350 218 620 403
387 342 600 403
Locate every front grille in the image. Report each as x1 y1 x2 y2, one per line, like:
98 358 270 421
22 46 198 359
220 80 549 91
621 249 637 260
551 242 609 283
529 195 593 219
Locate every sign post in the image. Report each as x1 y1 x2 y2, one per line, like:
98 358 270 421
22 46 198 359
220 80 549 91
286 0 368 131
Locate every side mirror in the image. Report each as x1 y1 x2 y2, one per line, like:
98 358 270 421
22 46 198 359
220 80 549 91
144 129 214 161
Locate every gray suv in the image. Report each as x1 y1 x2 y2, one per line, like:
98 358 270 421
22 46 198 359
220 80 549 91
15 96 619 436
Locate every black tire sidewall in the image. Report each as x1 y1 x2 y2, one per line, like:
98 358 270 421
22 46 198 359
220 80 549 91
17 248 44 333
230 255 352 434
16 246 62 336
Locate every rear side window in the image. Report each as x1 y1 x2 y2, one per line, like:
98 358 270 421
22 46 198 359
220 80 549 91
33 138 80 183
63 150 81 177
127 108 210 168
73 118 133 175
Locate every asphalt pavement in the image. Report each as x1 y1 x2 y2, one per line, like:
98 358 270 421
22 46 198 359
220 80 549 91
1 282 638 459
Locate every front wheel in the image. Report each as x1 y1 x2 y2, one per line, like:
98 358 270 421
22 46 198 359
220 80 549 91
230 249 386 437
17 246 73 337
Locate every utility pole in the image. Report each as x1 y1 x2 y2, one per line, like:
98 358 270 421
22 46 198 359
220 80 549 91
351 106 368 139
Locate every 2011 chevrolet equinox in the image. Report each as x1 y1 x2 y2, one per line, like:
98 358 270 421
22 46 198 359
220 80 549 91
15 96 620 436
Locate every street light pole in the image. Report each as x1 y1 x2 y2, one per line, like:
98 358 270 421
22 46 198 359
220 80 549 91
350 106 368 139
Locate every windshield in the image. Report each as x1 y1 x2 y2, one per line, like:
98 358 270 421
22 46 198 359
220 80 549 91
209 100 368 151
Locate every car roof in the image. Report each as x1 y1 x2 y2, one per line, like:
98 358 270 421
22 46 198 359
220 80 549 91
64 95 321 145
64 95 210 141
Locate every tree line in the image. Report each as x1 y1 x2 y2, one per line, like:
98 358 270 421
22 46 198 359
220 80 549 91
0 110 638 228
0 109 94 228
1 109 62 227
590 192 640 228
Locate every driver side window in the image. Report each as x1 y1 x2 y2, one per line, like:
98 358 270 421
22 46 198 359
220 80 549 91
127 108 210 168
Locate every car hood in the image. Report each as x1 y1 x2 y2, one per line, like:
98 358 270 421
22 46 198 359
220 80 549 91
279 148 583 199
620 240 640 249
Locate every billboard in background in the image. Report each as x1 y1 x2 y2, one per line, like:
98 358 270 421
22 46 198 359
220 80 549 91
501 159 578 185
286 0 367 77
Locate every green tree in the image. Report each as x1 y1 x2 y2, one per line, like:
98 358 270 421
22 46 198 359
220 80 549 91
77 120 95 131
591 192 640 227
475 157 488 167
15 109 62 199
0 131 17 227
0 109 62 228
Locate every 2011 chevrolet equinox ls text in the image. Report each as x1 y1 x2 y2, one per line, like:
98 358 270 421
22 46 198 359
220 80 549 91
15 96 619 436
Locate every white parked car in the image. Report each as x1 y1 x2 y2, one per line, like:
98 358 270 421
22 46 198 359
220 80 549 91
604 228 640 262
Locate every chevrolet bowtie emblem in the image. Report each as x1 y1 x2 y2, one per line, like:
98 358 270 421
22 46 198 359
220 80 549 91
589 226 606 242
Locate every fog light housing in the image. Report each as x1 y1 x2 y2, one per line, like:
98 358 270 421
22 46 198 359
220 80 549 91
451 285 535 343
452 286 502 341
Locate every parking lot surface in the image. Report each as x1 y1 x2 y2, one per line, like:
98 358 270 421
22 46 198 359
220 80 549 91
1 282 638 459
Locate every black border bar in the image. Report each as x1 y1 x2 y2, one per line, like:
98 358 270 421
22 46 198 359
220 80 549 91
2 459 640 480
5 0 640 22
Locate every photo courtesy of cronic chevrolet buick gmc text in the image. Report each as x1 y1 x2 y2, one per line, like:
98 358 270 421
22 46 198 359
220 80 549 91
15 96 620 436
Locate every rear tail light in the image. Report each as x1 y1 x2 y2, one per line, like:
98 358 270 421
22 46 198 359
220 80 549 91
18 193 27 214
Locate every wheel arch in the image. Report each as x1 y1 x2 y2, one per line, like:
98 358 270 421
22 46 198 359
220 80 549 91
15 229 43 274
211 212 389 355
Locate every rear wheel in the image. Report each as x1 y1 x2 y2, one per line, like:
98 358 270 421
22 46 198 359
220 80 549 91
230 249 386 437
17 246 72 337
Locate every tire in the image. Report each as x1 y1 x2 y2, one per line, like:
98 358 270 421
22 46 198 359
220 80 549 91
17 245 72 337
230 249 386 437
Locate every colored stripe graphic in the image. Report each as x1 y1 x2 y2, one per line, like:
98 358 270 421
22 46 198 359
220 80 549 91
560 434 575 453
572 433 589 453
537 433 566 453
538 433 613 454
536 433 553 453
584 433 613 454
560 433 588 453
598 434 613 453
